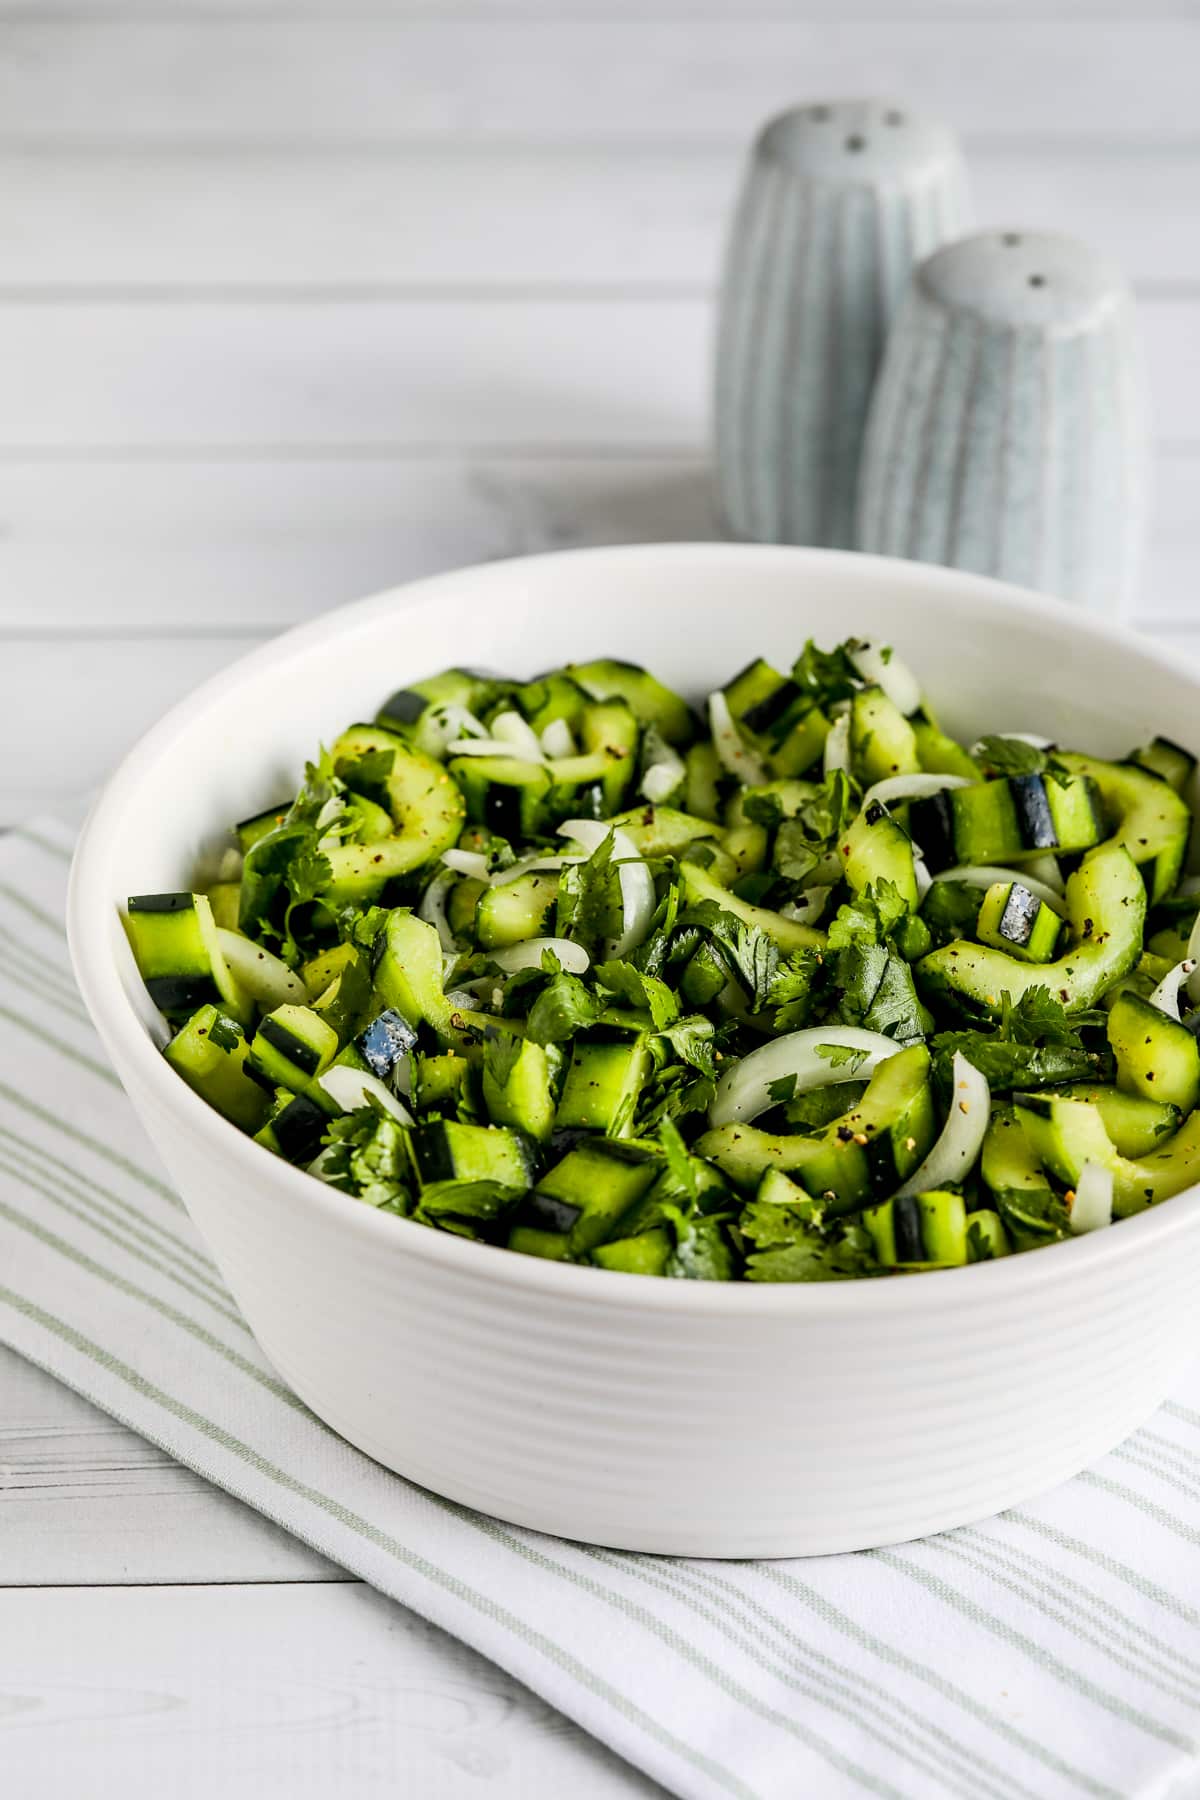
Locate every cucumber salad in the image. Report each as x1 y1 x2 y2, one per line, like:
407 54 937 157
122 643 1200 1282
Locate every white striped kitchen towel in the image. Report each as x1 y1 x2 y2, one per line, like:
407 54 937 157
2 817 1200 1800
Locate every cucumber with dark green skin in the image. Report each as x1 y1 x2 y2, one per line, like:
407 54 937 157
1050 1084 1180 1157
720 656 829 775
164 1004 269 1132
864 1190 969 1267
909 774 1104 872
555 1037 650 1136
449 755 552 841
409 1119 535 1191
255 1091 329 1163
1056 751 1191 903
566 658 696 746
591 1230 672 1276
976 880 1062 964
850 686 921 784
609 804 718 857
235 805 289 855
377 667 512 732
1107 989 1200 1114
475 870 558 949
1127 736 1196 796
482 1038 557 1142
980 1108 1070 1247
839 800 918 910
246 1003 339 1094
1016 1093 1200 1218
696 1044 935 1209
507 1139 659 1260
323 724 466 895
680 859 824 954
917 840 1145 1016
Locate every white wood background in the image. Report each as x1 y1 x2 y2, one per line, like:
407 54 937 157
2 3 1198 1794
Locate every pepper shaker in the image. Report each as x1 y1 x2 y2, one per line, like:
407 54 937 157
856 229 1148 616
715 98 970 550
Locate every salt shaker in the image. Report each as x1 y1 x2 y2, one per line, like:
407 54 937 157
715 98 970 550
856 229 1148 616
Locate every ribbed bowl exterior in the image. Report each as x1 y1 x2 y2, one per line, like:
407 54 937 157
68 544 1200 1558
715 98 970 550
856 229 1148 616
129 1073 1200 1557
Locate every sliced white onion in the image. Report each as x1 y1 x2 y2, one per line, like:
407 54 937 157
1020 852 1065 895
217 845 243 882
914 854 932 902
932 864 1067 917
441 848 492 881
488 936 591 975
862 772 970 813
709 1027 903 1128
1070 1162 1114 1235
822 710 851 776
540 718 576 759
490 853 580 888
780 886 832 926
418 868 460 952
444 737 546 763
314 1064 414 1126
558 819 655 959
1186 911 1200 1007
641 760 684 804
639 738 687 806
896 1053 990 1197
708 690 768 785
215 928 307 1007
491 710 546 760
848 641 922 716
1149 958 1196 1020
972 730 1055 755
315 794 348 837
415 702 489 758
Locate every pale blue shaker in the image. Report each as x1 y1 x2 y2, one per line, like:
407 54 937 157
715 98 970 549
856 229 1148 616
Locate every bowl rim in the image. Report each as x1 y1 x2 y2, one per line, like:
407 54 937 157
67 540 1200 1318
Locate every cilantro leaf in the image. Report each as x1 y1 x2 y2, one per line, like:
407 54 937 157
594 960 679 1029
742 791 784 831
556 831 623 954
741 1199 879 1283
766 1072 798 1106
665 1213 736 1281
652 1013 718 1077
815 1042 870 1073
656 1117 700 1207
921 879 983 949
525 973 603 1044
933 985 1106 1092
320 1105 411 1213
335 744 395 798
973 735 1048 779
482 1032 523 1089
680 901 779 1009
286 846 332 906
790 640 861 711
827 880 909 949
767 947 829 1032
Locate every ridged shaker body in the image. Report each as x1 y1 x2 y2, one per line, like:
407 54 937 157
716 98 970 550
856 229 1148 616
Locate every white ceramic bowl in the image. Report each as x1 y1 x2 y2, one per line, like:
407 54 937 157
68 544 1200 1558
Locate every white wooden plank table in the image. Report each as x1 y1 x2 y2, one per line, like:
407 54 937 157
1 3 1198 1794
